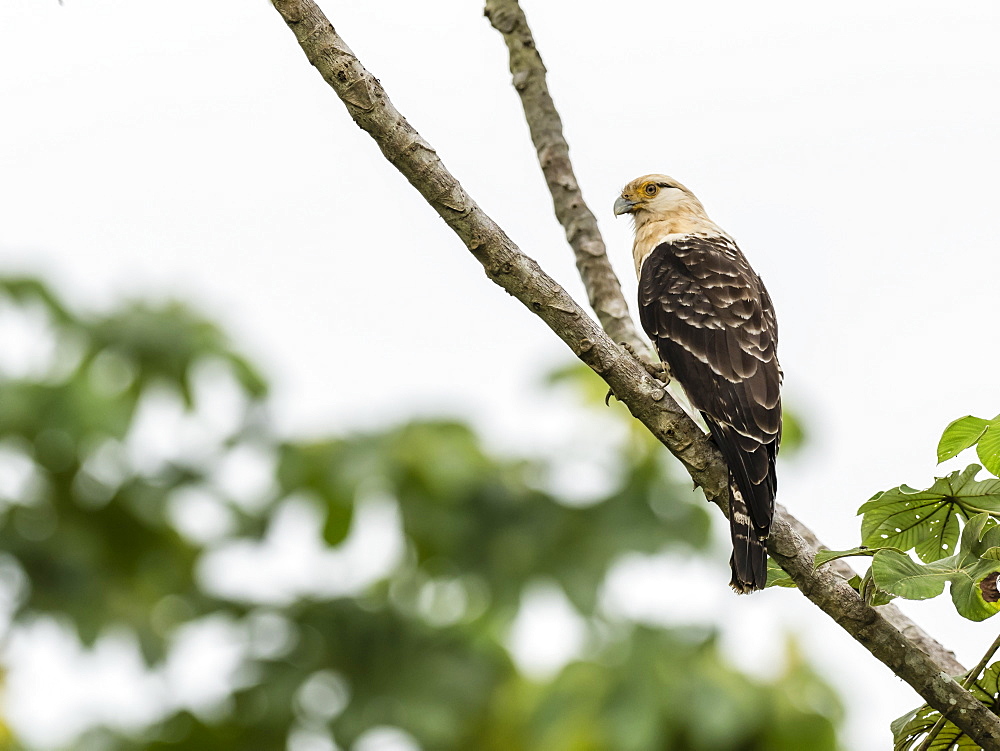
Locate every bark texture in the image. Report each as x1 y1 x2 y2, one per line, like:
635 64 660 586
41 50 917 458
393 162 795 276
483 0 650 360
267 1 999 746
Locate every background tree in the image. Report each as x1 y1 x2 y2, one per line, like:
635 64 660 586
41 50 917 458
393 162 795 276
0 278 841 749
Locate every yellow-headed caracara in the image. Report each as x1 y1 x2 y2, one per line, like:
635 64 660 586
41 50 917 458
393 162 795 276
614 175 782 593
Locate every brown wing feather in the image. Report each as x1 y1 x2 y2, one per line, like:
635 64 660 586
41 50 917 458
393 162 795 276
638 236 781 591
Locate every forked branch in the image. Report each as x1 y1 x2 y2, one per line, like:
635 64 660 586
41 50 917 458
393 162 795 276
267 1 1000 745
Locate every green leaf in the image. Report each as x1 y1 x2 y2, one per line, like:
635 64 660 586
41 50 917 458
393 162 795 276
978 416 1000 477
277 441 357 546
937 416 989 463
859 465 1000 562
949 514 1000 620
322 503 355 547
978 523 1000 555
765 557 796 588
947 561 1000 621
959 511 996 557
891 704 961 751
891 705 931 751
862 570 897 606
868 516 1000 620
870 550 952 601
892 662 1000 749
936 414 1000 477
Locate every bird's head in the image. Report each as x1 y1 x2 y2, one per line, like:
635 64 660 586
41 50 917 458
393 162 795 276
613 174 707 221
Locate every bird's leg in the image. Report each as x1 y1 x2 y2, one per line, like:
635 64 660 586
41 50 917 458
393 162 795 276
608 343 670 405
654 358 671 385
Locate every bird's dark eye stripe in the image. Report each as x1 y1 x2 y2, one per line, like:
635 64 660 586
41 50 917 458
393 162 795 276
657 182 672 188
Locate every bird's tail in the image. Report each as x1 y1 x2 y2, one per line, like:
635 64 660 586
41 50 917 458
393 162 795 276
728 477 768 594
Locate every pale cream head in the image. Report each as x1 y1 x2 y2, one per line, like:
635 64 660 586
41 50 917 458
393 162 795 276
613 173 708 220
614 174 727 276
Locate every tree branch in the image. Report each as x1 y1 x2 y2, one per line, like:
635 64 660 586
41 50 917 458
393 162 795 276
482 0 650 361
783 508 964 676
267 1 1000 746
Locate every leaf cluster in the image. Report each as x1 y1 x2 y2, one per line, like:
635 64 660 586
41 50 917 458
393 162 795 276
0 278 267 660
811 417 1000 745
816 416 1000 620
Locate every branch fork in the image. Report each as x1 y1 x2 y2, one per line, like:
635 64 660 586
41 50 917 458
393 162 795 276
268 0 1000 746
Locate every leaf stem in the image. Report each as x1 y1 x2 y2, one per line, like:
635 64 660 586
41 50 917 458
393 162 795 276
962 506 1000 518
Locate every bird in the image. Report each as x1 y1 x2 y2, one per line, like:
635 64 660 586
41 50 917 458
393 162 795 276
614 174 782 593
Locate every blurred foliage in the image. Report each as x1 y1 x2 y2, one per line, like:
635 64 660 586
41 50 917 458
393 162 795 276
0 278 842 750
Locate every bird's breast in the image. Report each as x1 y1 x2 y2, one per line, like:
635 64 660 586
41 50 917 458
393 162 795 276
632 218 728 279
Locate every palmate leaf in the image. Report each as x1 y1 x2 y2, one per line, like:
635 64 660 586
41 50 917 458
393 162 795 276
937 414 1000 478
892 661 1000 750
870 551 953 601
859 465 1000 563
870 514 1000 621
949 514 1000 621
891 703 972 751
938 416 990 463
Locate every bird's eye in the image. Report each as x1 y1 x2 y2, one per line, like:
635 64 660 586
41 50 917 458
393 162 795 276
644 184 658 196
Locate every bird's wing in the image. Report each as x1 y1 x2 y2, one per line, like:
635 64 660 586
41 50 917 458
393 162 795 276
637 235 781 532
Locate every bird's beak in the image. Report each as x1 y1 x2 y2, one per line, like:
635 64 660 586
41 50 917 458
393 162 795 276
613 196 638 216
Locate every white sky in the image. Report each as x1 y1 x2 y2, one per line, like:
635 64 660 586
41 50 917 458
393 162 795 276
2 1 1000 749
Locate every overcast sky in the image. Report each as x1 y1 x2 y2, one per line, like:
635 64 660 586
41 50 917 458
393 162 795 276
2 1 1000 748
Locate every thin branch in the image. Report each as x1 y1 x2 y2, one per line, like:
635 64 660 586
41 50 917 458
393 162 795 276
266 2 1000 746
483 0 650 361
482 0 967 681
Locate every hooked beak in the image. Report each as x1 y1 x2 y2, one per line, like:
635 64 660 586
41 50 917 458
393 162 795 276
613 196 638 216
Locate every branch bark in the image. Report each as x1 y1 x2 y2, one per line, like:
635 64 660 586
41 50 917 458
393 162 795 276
267 1 999 746
482 0 649 361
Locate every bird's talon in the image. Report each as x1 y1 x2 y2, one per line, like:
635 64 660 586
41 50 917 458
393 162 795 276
620 342 670 383
605 388 615 406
